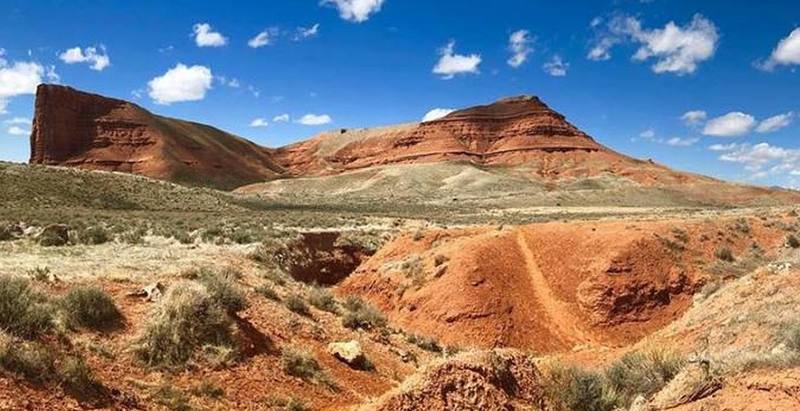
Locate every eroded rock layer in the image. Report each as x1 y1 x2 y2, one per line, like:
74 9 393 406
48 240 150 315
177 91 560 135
29 85 284 190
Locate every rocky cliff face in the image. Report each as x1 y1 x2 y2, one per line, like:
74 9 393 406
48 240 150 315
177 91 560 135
29 85 284 190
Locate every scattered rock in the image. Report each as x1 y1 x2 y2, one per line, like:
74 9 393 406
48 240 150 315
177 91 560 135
127 282 165 302
328 340 371 370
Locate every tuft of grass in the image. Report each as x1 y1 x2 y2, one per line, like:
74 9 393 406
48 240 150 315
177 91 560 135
134 282 234 368
281 347 334 388
59 286 122 331
543 365 616 411
406 333 442 353
0 275 53 338
26 266 51 282
255 285 281 301
197 269 248 314
150 382 192 411
58 355 103 399
341 296 387 331
0 334 57 384
285 294 310 316
190 379 225 399
77 226 111 245
308 286 338 313
785 322 800 353
715 247 735 262
604 349 684 407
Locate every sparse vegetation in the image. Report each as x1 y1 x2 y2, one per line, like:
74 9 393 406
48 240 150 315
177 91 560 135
341 296 387 330
134 281 234 368
308 286 338 313
281 347 333 387
59 286 122 330
285 293 310 316
544 365 615 411
0 334 57 384
197 268 248 314
715 247 735 262
77 225 111 245
406 333 442 353
0 275 53 338
255 284 281 301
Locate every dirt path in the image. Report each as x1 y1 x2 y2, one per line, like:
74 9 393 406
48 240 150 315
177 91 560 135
515 231 596 346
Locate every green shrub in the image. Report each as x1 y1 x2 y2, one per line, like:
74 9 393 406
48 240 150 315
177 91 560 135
715 247 735 262
255 285 280 301
604 350 684 407
786 322 800 352
0 335 56 384
0 275 53 338
59 356 103 399
406 333 442 353
281 347 333 387
197 269 248 314
543 365 617 411
285 294 310 316
341 296 387 330
77 226 111 245
59 286 122 330
38 224 69 247
134 282 234 368
308 286 338 313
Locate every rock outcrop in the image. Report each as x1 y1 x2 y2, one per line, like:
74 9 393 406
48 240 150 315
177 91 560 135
29 85 284 190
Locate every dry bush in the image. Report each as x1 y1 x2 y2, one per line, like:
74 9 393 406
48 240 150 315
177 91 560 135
134 282 234 368
406 333 442 353
285 294 310 316
715 247 735 262
76 226 111 245
604 349 684 407
0 333 57 384
308 286 338 313
59 286 122 331
341 296 386 330
281 347 334 388
0 275 53 338
197 268 248 314
543 365 616 411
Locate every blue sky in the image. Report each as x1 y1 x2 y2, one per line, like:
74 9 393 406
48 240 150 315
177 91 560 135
1 0 799 187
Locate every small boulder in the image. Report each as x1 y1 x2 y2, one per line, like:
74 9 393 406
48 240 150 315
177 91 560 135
37 224 70 246
127 282 165 302
328 340 371 370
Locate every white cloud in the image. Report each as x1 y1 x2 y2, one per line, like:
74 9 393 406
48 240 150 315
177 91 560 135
421 108 455 122
248 28 279 48
322 0 385 23
759 28 800 70
712 142 800 177
4 117 29 125
433 41 481 79
708 143 738 151
639 129 656 139
294 24 320 41
192 23 227 47
681 110 707 126
216 76 240 88
6 125 29 136
273 114 290 122
589 14 718 75
297 113 332 125
507 30 533 68
756 112 794 134
250 118 269 127
702 112 756 137
542 55 569 76
665 136 698 147
58 46 110 71
147 63 213 105
0 59 45 103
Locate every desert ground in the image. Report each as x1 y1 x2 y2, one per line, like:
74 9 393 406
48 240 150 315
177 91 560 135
1 160 800 411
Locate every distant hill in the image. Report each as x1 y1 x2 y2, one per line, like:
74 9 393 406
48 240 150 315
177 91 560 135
27 85 800 206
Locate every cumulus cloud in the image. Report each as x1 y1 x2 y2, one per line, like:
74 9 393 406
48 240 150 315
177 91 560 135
756 112 794 134
588 14 718 75
147 63 213 105
711 142 800 178
639 129 656 139
250 118 269 127
702 112 756 137
542 55 569 76
0 56 48 112
248 28 279 48
294 24 320 41
421 108 455 122
6 125 29 136
297 113 332 125
273 113 290 123
58 46 110 71
507 30 533 68
322 0 385 23
193 23 227 47
759 28 800 71
433 41 481 79
681 110 707 126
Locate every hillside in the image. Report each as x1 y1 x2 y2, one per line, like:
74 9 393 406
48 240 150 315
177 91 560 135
29 85 285 190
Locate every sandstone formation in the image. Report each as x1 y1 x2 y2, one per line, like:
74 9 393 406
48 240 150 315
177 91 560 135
29 85 284 190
